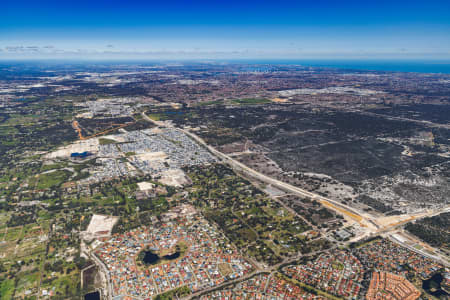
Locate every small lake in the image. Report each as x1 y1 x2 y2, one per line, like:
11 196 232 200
422 273 449 297
142 250 180 264
165 111 184 115
164 252 180 260
84 291 100 300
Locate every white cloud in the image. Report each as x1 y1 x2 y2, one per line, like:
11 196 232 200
0 44 449 60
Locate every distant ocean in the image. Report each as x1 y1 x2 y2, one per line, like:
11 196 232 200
229 59 450 74
4 59 450 74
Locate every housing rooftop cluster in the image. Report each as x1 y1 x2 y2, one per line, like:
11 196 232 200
94 205 252 298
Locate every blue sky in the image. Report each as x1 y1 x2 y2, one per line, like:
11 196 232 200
2 0 450 59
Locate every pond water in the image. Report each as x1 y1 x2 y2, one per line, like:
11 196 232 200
84 291 100 300
142 250 181 264
164 252 180 260
142 251 160 264
422 273 449 297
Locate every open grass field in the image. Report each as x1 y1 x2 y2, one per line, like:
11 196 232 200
15 238 46 258
14 271 40 298
0 278 15 300
99 137 117 145
40 272 81 299
36 169 72 190
23 224 43 238
232 98 271 105
40 161 68 172
154 285 191 300
0 241 16 258
147 113 166 121
0 213 10 230
4 226 22 241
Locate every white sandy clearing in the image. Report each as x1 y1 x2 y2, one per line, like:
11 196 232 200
46 139 99 159
158 168 190 187
135 151 167 162
137 181 155 191
85 214 119 236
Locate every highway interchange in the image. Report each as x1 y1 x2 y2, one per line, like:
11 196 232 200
87 112 449 300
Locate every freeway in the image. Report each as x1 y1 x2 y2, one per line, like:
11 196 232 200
144 114 369 223
387 232 450 267
178 125 376 229
141 111 448 235
376 206 450 234
103 112 448 299
143 112 367 223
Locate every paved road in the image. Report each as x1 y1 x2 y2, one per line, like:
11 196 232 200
387 232 450 267
184 246 337 300
178 124 375 228
377 206 450 234
140 111 450 298
353 109 450 130
141 112 366 221
36 225 50 300
142 111 450 234
85 247 113 300
142 112 449 234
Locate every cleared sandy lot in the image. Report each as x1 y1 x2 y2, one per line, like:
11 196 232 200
157 168 190 187
46 139 99 159
82 214 119 240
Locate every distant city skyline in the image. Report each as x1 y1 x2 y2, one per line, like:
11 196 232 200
2 0 450 60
